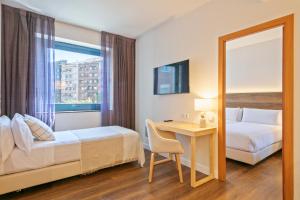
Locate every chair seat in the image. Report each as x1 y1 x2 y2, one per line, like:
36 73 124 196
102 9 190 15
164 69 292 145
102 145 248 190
152 143 184 154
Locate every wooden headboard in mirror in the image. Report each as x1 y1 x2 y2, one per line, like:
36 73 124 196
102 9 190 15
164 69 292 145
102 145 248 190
226 92 282 110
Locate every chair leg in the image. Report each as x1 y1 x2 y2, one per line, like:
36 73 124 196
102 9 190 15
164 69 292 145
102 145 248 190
175 154 183 183
169 153 173 160
174 154 178 170
149 152 155 183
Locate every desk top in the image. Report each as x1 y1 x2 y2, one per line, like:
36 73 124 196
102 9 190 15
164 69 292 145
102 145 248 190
155 121 216 137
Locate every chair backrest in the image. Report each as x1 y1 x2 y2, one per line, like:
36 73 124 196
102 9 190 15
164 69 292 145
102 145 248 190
145 119 164 152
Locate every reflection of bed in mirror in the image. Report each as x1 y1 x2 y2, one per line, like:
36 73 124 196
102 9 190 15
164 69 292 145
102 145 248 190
226 92 282 165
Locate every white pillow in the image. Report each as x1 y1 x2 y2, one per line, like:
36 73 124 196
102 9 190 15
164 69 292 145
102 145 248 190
11 113 33 154
277 110 282 125
242 108 282 125
226 108 243 122
24 115 55 141
0 116 15 163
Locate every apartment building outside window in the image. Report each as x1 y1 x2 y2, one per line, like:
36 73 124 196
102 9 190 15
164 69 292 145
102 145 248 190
54 40 102 112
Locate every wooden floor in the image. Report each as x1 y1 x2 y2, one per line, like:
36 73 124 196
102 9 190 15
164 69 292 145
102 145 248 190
1 150 282 200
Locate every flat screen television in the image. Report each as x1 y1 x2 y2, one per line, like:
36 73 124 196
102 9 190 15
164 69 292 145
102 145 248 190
154 60 189 95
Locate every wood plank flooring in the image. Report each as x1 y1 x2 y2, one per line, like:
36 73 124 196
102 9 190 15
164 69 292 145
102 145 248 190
0 150 282 200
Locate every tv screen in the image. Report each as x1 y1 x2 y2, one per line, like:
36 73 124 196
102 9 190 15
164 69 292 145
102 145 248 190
154 60 189 95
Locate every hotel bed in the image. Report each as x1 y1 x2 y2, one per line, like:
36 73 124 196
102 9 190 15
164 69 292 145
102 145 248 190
0 126 145 195
225 92 283 165
226 120 282 165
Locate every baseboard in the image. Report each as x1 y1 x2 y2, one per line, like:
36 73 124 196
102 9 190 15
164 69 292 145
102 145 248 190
143 142 214 176
180 157 209 175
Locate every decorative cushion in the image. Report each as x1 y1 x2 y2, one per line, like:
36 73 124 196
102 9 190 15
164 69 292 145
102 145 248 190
11 113 33 154
0 116 15 163
24 115 55 141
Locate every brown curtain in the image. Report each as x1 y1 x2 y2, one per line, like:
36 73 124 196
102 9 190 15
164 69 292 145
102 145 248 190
1 5 55 126
1 6 29 117
100 31 135 129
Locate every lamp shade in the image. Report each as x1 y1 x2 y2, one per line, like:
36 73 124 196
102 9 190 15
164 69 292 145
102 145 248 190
194 98 212 112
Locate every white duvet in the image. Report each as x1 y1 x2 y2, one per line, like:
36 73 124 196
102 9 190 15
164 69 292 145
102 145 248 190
0 126 145 176
0 131 81 175
226 122 282 153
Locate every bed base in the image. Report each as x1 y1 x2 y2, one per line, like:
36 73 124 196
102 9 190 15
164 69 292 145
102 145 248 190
226 142 282 165
0 157 141 195
0 161 81 195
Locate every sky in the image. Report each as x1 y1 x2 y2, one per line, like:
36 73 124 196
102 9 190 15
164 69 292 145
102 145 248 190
55 49 99 63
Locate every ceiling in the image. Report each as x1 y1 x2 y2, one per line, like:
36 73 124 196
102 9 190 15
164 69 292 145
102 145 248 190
3 0 211 38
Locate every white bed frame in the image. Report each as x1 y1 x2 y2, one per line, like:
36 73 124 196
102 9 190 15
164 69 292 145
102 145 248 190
0 161 81 195
226 141 282 165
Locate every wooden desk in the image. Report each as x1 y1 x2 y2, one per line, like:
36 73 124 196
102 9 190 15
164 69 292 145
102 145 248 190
155 121 216 188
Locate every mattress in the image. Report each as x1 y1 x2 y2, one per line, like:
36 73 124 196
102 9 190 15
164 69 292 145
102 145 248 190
0 131 81 176
226 142 282 165
226 122 282 153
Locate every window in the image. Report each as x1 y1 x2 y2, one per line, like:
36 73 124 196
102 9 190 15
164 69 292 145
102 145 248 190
55 40 103 112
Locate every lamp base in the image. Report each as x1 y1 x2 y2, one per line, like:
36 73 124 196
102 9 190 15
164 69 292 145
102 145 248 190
199 118 206 128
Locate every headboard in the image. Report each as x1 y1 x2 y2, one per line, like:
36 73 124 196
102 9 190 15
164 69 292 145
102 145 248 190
226 92 282 110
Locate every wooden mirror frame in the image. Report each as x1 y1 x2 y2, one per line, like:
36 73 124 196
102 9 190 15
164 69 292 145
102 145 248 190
218 15 294 200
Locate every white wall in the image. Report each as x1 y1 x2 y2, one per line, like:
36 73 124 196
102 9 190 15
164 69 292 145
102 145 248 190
55 21 101 46
54 111 101 131
226 38 282 93
136 0 300 198
54 21 102 131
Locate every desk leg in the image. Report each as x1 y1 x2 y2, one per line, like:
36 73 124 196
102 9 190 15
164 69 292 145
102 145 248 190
190 136 196 187
190 134 215 188
209 133 215 177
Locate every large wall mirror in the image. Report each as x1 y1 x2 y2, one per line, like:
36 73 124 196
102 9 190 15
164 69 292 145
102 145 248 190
218 15 294 200
226 26 283 198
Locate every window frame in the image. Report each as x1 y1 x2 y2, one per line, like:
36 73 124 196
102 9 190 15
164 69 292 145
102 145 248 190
54 41 102 112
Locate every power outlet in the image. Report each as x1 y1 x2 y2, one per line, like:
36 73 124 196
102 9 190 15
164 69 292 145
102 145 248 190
181 113 190 119
186 113 190 119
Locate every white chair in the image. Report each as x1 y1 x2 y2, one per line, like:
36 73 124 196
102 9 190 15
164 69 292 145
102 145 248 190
145 119 184 183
